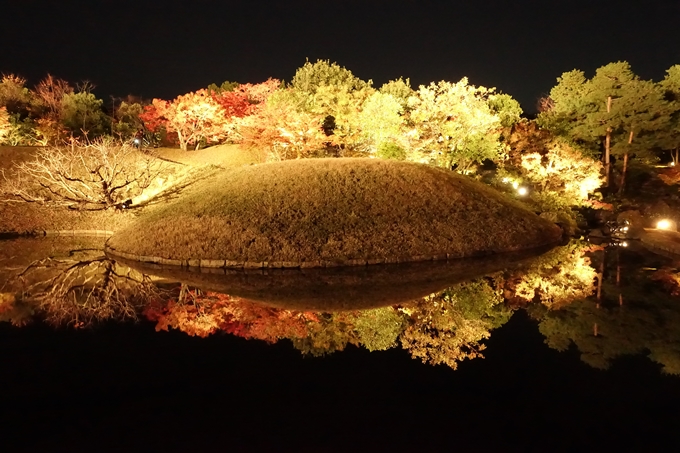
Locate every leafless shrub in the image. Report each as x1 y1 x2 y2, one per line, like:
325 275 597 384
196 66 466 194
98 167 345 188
537 95 555 113
34 74 74 121
0 138 164 210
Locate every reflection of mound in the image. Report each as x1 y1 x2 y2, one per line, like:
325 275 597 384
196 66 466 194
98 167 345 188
112 246 552 311
107 158 561 266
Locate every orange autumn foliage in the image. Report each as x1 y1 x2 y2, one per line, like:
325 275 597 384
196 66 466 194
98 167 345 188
143 288 318 341
140 90 229 150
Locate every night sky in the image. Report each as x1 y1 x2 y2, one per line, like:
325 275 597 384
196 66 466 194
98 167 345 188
2 0 680 112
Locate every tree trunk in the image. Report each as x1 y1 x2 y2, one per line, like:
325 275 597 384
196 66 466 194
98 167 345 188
596 249 605 302
604 96 612 187
618 130 633 195
618 153 628 195
177 131 187 151
605 129 611 186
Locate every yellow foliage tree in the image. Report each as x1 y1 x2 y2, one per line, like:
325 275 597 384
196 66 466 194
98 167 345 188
239 96 327 161
408 79 503 172
357 91 405 155
520 140 604 207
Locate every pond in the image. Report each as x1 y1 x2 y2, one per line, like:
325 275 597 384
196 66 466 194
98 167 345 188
1 237 679 451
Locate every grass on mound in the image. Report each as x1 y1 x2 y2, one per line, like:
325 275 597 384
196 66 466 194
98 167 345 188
152 144 262 168
108 158 561 265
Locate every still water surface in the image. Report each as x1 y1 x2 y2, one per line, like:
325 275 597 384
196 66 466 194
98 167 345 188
1 236 679 450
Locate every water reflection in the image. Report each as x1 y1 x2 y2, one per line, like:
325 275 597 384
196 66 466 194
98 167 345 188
2 237 680 375
1 246 163 327
113 246 548 311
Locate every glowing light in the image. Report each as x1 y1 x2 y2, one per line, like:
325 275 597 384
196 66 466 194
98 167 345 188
671 161 676 167
517 187 528 196
512 181 519 189
657 219 672 230
502 177 509 183
622 241 628 247
622 226 629 232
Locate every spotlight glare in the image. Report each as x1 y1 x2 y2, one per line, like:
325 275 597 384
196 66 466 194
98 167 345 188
517 187 528 196
657 219 672 230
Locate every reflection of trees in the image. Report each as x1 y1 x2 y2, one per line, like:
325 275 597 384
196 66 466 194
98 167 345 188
14 255 160 327
400 279 509 369
0 292 34 326
536 295 680 375
143 278 511 370
144 286 319 341
534 251 680 375
15 238 680 375
507 241 599 308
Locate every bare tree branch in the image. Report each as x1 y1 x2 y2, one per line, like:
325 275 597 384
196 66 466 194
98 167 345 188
0 138 165 210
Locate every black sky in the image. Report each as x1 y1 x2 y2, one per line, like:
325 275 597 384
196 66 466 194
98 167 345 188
2 0 680 112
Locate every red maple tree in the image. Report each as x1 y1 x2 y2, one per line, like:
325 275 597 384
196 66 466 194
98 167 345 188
139 90 229 150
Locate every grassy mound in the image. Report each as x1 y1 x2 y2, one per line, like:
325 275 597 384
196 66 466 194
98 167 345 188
107 158 561 266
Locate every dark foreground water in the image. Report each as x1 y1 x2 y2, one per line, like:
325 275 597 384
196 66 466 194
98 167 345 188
1 237 680 452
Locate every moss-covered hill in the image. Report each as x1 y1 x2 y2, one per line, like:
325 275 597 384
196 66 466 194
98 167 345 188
106 158 561 267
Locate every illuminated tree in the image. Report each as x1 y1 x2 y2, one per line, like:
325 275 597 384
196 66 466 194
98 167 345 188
34 74 73 121
658 65 680 164
379 77 415 110
206 80 239 95
352 307 405 352
292 313 359 356
61 90 110 138
357 91 406 155
408 79 503 172
520 139 604 207
113 100 144 140
141 89 229 150
0 73 33 117
488 93 523 128
213 78 281 142
239 95 327 160
144 287 234 338
291 59 371 97
144 288 319 341
538 62 670 189
290 59 374 153
0 107 10 143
